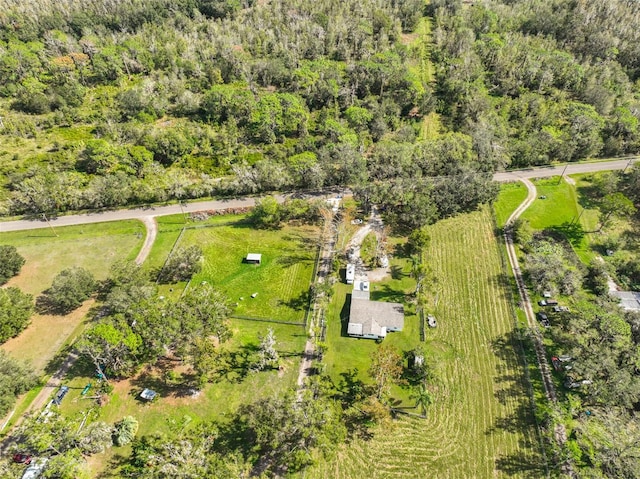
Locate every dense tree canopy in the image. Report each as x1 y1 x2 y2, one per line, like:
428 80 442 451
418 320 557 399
0 287 33 343
0 245 25 284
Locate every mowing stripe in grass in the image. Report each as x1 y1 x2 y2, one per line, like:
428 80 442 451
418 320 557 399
308 208 543 479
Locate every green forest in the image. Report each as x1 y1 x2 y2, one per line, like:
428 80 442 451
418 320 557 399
1 0 638 224
2 1 640 477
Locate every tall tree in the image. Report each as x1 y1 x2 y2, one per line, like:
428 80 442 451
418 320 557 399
369 344 404 400
0 245 25 284
0 287 33 343
39 267 96 313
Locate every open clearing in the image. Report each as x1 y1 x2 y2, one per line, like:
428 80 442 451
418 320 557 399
178 220 319 322
309 207 544 479
0 221 144 369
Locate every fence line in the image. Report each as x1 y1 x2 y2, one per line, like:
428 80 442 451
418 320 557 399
154 226 186 284
230 315 305 326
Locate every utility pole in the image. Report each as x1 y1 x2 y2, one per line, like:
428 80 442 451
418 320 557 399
42 213 58 237
622 157 635 174
557 163 569 184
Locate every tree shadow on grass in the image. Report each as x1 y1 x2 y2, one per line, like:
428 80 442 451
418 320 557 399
390 265 406 280
550 222 586 247
489 273 513 301
276 253 314 267
223 344 260 383
280 290 310 311
370 284 409 304
95 451 131 479
495 451 548 478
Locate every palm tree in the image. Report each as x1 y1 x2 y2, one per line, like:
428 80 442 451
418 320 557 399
410 383 433 418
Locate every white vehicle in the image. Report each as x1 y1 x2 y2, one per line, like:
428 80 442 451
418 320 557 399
22 458 48 479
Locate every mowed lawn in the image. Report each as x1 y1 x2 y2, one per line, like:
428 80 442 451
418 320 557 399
309 208 544 479
493 181 529 227
180 221 319 322
0 221 144 370
520 177 579 229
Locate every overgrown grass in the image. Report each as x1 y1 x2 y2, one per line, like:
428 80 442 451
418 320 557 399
493 181 529 227
310 208 544 479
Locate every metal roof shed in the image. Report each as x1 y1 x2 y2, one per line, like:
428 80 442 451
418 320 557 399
245 253 262 264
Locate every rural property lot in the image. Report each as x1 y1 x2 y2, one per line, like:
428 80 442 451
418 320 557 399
179 220 319 322
0 221 144 370
309 208 544 479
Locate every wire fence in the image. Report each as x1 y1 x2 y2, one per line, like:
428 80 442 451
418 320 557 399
230 315 305 326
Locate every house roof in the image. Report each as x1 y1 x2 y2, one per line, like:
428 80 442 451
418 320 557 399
349 297 404 337
246 253 262 261
352 280 370 300
611 291 640 311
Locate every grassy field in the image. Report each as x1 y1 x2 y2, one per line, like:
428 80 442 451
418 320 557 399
309 208 544 479
0 221 144 370
177 220 319 322
520 178 579 230
493 182 529 228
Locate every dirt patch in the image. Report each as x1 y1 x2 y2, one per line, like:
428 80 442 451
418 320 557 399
368 267 390 282
1 299 93 372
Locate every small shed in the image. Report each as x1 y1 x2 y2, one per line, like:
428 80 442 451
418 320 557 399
245 253 262 264
140 388 157 401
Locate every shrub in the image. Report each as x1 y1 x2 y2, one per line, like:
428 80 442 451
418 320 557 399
113 416 139 446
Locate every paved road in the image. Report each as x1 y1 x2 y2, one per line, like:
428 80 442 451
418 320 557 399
0 196 265 232
493 158 637 182
1 158 636 233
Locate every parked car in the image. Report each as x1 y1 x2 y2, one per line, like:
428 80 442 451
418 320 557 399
538 299 559 307
13 454 32 465
53 386 69 405
537 312 549 321
553 306 570 313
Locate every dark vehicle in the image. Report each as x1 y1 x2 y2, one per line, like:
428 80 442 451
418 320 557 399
539 299 559 307
12 453 32 464
541 318 551 328
537 312 549 321
53 386 69 405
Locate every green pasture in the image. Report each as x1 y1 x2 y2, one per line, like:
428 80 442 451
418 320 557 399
0 220 144 295
177 220 319 322
310 207 543 479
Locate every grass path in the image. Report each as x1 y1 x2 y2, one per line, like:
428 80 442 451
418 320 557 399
308 208 544 478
